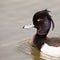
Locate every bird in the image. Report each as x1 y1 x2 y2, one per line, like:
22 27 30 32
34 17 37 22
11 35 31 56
23 9 60 57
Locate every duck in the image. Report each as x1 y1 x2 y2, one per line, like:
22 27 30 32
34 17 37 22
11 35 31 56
23 9 60 57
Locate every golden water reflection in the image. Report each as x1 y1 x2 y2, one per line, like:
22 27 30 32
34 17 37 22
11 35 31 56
17 39 60 60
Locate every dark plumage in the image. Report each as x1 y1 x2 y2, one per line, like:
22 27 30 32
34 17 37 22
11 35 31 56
23 9 60 57
33 9 55 50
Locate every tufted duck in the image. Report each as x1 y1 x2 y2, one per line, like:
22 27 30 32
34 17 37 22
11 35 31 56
23 9 60 57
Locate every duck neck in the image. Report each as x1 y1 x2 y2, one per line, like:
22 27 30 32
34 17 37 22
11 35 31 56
36 34 47 38
33 34 47 50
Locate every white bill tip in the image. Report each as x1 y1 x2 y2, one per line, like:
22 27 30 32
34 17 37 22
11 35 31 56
23 24 34 29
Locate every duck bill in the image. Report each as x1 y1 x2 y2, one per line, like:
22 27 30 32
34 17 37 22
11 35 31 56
23 24 34 29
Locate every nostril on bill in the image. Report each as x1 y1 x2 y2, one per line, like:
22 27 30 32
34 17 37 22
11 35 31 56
22 26 25 29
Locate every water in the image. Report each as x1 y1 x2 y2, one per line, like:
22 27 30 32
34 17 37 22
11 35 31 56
0 0 60 60
17 39 60 60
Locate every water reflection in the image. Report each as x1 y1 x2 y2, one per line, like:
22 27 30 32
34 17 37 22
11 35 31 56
17 39 44 60
31 46 44 60
17 39 60 60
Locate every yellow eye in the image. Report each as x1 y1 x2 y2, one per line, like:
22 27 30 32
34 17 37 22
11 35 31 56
37 19 41 22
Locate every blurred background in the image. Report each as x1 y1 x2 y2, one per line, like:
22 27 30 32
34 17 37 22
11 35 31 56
0 0 60 60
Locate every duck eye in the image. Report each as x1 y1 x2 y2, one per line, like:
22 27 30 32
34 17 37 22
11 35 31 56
37 19 41 22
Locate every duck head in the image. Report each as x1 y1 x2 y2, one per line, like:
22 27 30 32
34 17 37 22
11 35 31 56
23 9 54 36
33 9 54 36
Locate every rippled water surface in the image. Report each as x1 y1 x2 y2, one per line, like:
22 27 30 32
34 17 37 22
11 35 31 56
0 0 60 60
17 39 60 60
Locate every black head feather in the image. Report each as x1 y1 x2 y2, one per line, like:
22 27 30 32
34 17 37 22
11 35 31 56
33 9 55 31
